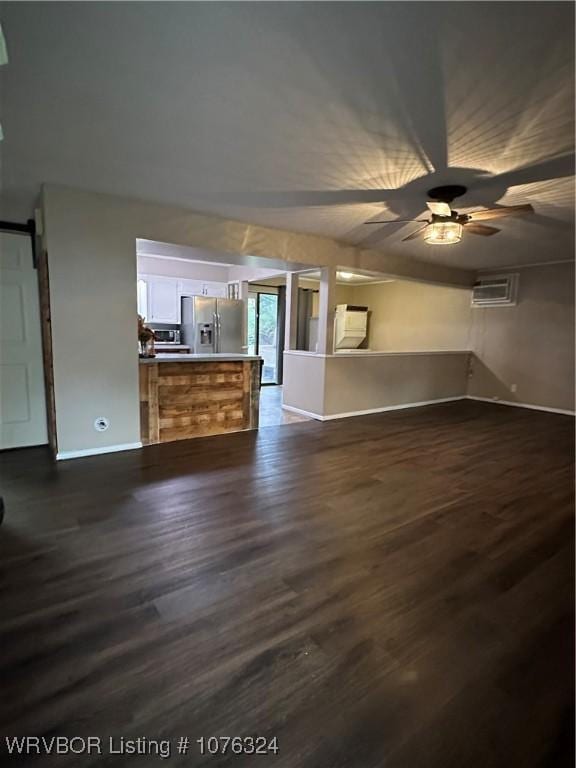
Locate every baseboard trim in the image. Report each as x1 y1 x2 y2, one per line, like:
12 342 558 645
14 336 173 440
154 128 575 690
466 396 575 417
56 442 143 461
322 396 468 420
281 404 324 420
283 396 467 422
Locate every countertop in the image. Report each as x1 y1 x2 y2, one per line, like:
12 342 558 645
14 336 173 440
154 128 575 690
154 343 191 351
139 353 262 363
284 350 471 358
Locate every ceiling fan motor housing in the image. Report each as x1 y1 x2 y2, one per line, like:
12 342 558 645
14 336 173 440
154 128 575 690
427 184 468 203
430 212 471 224
427 186 470 223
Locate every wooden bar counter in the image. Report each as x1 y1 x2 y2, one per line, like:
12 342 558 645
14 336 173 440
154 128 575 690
139 354 261 445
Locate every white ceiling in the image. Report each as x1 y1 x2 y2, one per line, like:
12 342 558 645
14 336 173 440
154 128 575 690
1 2 574 270
302 269 395 286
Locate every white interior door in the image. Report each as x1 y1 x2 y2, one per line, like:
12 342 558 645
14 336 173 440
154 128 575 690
0 233 48 449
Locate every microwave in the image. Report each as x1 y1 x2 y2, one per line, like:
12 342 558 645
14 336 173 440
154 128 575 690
152 329 180 343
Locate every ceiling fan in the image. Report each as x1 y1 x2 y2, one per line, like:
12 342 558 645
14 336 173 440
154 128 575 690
366 185 534 244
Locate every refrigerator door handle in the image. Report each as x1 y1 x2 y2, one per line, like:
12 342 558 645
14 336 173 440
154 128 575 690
213 312 219 353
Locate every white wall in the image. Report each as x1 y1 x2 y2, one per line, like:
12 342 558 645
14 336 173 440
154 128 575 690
43 189 141 457
323 352 469 416
469 262 575 412
283 351 469 419
349 281 472 351
302 278 472 351
137 255 229 282
282 353 326 415
227 265 287 283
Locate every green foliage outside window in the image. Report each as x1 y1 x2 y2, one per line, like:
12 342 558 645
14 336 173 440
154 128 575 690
258 294 278 346
247 293 277 347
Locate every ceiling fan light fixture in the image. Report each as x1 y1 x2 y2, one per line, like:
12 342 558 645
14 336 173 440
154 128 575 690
424 220 463 245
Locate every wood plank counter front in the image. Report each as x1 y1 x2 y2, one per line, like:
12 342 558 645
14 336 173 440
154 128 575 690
139 356 261 444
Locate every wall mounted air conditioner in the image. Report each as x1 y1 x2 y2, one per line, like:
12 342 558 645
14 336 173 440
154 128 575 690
472 274 518 307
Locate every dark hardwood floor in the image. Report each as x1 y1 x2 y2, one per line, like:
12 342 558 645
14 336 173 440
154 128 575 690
0 400 574 767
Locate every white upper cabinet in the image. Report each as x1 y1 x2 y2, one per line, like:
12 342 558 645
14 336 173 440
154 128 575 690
178 279 227 298
178 279 202 298
138 275 229 324
204 281 228 298
137 278 148 319
146 276 179 324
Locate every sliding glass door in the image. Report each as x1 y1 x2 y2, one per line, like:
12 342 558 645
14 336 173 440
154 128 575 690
247 291 279 385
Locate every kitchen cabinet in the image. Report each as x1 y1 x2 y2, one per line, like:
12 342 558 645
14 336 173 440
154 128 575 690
137 279 148 319
205 282 228 298
138 275 229 324
149 276 179 324
178 279 227 298
138 275 179 324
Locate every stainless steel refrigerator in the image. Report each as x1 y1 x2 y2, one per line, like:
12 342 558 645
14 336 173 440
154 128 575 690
180 296 245 354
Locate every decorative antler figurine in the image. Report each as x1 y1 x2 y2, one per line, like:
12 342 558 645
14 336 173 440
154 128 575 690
138 315 156 358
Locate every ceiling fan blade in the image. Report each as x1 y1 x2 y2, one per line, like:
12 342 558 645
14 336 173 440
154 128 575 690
402 224 429 242
465 223 500 236
468 204 534 221
477 153 575 190
234 188 410 208
364 219 428 225
426 201 451 216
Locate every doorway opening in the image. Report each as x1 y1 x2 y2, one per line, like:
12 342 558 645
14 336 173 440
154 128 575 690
248 291 280 385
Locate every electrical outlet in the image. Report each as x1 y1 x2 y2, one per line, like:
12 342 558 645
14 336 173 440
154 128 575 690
94 417 110 432
510 383 517 393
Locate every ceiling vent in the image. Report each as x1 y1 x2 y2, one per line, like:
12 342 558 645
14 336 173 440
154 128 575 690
472 274 518 307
